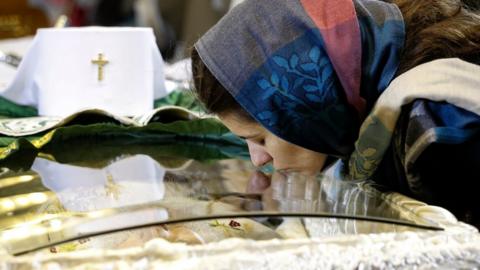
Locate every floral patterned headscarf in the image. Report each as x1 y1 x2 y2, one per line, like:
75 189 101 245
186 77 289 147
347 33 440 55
195 0 404 158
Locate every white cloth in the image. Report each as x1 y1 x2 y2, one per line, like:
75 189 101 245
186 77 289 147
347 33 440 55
31 154 166 211
31 154 168 233
0 27 167 117
32 155 168 234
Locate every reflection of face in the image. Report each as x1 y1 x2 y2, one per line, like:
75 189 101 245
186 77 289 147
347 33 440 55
220 113 327 175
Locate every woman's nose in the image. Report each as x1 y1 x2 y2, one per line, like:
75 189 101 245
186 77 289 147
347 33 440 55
246 140 273 167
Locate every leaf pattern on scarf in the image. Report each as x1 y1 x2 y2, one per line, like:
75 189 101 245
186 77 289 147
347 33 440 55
255 46 338 128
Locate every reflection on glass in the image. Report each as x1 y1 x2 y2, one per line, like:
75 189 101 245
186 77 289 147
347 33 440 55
0 147 442 256
38 217 426 255
32 155 166 212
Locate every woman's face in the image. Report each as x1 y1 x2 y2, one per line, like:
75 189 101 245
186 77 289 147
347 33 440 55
219 112 328 175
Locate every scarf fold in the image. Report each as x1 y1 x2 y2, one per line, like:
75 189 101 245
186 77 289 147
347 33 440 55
348 58 480 181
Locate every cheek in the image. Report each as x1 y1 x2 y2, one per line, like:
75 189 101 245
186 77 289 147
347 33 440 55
266 139 297 165
267 139 327 172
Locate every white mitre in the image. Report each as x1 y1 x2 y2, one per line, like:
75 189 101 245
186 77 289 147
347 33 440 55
0 27 167 117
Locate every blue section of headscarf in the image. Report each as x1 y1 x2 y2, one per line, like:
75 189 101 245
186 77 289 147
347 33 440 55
235 14 404 157
427 102 480 129
235 29 358 156
427 101 480 144
358 17 406 112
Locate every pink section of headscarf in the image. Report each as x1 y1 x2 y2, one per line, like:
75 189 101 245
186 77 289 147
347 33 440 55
300 0 366 116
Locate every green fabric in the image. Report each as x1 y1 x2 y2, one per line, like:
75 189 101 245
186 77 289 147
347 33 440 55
154 89 205 112
0 90 249 165
0 96 38 118
0 118 248 168
0 136 21 146
43 140 249 168
0 90 204 119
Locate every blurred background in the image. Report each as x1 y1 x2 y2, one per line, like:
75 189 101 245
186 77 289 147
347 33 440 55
0 0 245 62
2 0 480 63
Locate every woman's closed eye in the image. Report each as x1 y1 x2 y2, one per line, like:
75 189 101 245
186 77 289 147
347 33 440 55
243 137 265 146
239 135 265 146
253 138 265 146
248 139 265 146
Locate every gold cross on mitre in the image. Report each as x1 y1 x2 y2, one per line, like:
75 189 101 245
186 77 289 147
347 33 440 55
91 53 109 81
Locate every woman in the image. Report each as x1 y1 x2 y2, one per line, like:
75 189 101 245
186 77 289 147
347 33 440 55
191 0 480 220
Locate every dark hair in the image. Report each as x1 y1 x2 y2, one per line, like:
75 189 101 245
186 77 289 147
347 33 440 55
191 48 253 121
391 0 480 75
191 0 480 117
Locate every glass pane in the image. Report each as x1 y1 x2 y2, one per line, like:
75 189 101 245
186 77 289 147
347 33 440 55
0 142 442 255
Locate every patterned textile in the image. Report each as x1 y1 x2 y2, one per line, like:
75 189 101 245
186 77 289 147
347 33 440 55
0 91 248 167
391 100 480 223
195 0 404 158
348 58 480 190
